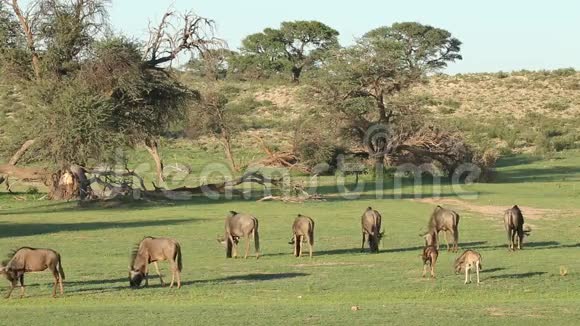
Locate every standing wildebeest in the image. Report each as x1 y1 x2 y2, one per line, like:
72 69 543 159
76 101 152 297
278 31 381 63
454 250 482 284
289 214 315 258
129 237 182 288
0 247 65 298
421 231 439 279
220 211 260 259
361 207 384 253
425 205 460 252
504 205 531 251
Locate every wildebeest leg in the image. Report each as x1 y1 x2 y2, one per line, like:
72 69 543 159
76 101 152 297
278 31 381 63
176 263 181 289
52 269 59 297
5 279 16 298
422 263 427 278
476 262 481 284
361 233 366 252
443 231 450 251
431 254 437 278
169 262 175 288
228 234 238 258
19 274 25 298
517 228 524 250
452 227 459 252
144 264 149 287
299 235 304 257
506 228 513 250
511 231 517 251
244 235 250 259
293 235 298 257
306 234 313 258
153 261 165 287
464 266 469 284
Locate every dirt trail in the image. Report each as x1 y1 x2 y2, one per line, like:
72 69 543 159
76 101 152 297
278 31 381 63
411 198 568 220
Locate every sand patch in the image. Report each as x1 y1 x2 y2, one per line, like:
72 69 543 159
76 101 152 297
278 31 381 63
411 198 567 221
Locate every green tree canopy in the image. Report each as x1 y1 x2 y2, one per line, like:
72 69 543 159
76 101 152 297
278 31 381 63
238 20 339 82
309 22 469 173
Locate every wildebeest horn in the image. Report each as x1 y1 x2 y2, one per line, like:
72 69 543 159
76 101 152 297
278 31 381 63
297 214 302 217
367 206 372 210
229 210 237 215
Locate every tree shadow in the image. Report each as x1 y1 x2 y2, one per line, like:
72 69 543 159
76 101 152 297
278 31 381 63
488 272 546 279
0 218 201 238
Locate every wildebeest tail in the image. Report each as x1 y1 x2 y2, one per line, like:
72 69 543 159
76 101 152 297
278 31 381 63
175 243 183 272
369 225 379 252
294 236 301 257
254 218 260 254
226 235 233 258
57 254 65 280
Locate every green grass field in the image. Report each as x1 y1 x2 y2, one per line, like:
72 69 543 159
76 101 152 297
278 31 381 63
0 150 579 325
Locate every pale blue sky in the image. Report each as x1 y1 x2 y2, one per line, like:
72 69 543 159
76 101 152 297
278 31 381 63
109 0 580 74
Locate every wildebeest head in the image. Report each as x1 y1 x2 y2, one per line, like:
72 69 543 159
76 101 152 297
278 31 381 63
129 269 145 287
422 231 437 247
217 235 239 247
523 225 532 236
453 260 463 274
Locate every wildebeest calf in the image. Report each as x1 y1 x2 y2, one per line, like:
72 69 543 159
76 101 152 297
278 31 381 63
504 205 530 251
425 205 460 252
361 207 384 253
0 247 65 298
454 250 482 284
420 231 438 279
289 214 315 258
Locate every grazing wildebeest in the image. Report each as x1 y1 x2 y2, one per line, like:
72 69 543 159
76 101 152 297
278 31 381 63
0 247 65 298
420 231 438 279
129 237 182 288
220 211 260 259
454 250 482 284
425 205 460 252
361 207 384 253
504 205 531 251
289 214 315 258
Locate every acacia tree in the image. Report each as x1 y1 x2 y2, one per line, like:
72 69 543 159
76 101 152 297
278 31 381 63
238 20 339 82
185 89 248 172
0 1 220 198
310 22 468 173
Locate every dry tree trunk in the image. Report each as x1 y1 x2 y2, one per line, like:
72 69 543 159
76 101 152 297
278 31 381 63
144 138 165 185
6 0 41 78
0 139 37 187
220 134 239 172
47 165 90 200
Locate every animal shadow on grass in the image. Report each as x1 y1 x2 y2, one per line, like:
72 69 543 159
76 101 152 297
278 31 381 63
480 267 506 274
383 241 489 254
181 272 309 287
63 273 309 295
488 272 547 280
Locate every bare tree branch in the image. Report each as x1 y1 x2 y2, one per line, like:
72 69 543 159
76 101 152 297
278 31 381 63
143 9 225 68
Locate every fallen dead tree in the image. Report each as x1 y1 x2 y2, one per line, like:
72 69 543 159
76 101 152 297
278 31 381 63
252 135 310 173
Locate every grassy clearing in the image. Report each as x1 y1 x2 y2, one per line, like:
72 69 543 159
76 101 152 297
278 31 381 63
0 151 579 325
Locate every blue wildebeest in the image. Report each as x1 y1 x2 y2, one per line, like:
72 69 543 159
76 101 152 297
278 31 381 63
289 214 315 258
219 211 260 259
0 247 65 298
129 237 182 288
421 231 439 279
361 207 384 253
454 249 482 284
504 205 531 250
425 205 460 252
